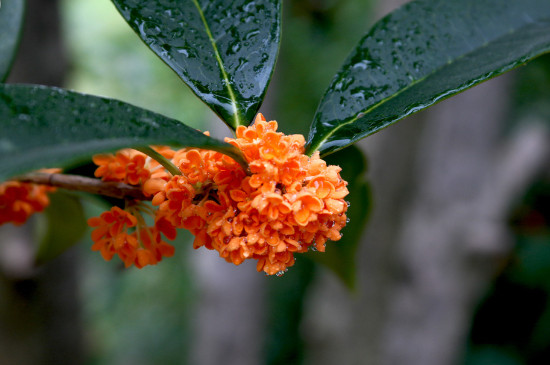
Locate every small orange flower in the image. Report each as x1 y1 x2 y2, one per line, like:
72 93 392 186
88 204 175 268
93 147 171 186
93 150 140 183
0 169 59 226
88 206 138 263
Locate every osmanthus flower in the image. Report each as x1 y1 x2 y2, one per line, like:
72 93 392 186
0 169 59 226
93 147 173 185
87 204 175 269
89 147 179 269
142 114 349 275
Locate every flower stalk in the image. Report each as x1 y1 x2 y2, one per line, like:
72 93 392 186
134 146 181 177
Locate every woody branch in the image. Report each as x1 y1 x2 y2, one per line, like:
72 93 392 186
14 172 148 200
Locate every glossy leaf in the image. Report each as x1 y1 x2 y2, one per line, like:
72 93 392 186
34 192 87 265
111 0 281 129
0 84 247 181
0 0 25 81
306 145 370 289
306 0 550 156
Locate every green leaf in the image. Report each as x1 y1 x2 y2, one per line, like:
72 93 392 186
34 192 87 265
0 0 25 81
306 0 550 156
0 84 247 181
306 145 370 290
111 0 281 129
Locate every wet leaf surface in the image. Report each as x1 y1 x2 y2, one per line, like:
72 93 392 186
111 0 281 129
0 0 25 81
0 84 246 180
306 0 550 156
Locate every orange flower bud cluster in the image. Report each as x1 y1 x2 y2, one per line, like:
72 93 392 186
92 147 174 184
89 114 348 274
88 205 175 268
88 147 176 268
0 169 59 226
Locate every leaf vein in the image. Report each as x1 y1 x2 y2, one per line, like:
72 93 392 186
191 0 241 127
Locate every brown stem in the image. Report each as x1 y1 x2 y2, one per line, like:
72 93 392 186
13 173 149 200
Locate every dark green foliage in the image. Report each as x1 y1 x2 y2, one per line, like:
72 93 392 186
0 84 246 180
306 0 550 156
111 0 281 129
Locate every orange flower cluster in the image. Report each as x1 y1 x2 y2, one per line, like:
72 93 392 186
92 147 174 184
88 205 175 268
0 169 58 226
89 114 348 274
136 114 348 275
88 147 176 268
